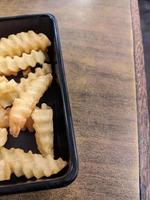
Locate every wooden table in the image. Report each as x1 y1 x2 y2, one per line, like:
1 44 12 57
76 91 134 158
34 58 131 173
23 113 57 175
0 0 141 199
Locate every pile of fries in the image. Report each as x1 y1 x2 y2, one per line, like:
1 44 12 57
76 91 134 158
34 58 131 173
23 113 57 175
0 31 67 181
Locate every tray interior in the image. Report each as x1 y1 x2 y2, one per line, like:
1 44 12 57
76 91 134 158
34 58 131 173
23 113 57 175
0 15 69 186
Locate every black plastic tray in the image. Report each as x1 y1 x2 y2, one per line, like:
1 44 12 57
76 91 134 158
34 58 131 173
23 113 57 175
0 13 78 195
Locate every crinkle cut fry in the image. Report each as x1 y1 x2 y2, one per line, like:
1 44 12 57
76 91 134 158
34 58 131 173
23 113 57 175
0 79 18 108
0 107 9 128
0 50 46 76
0 31 51 57
22 67 31 78
0 106 31 131
0 76 8 83
25 117 34 132
18 63 51 93
9 74 53 137
32 103 53 156
0 128 8 147
0 160 11 181
0 147 67 180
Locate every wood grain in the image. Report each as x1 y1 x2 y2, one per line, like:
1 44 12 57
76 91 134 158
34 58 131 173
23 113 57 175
0 0 139 200
131 0 149 199
133 0 150 199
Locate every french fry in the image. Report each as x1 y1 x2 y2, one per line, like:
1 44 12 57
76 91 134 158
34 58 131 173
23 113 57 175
0 30 66 182
9 74 53 137
0 79 18 108
0 160 11 181
25 117 34 132
32 104 53 156
0 76 8 83
22 67 31 78
0 31 51 57
0 147 67 180
0 128 8 147
0 107 9 128
0 50 46 76
18 63 51 93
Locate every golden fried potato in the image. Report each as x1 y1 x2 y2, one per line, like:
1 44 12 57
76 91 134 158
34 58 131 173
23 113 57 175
25 117 34 132
0 147 67 180
22 67 31 78
18 63 51 93
0 128 8 147
0 76 8 83
0 79 18 108
0 30 65 182
0 31 51 57
0 160 11 181
9 74 53 137
0 107 9 128
0 50 46 76
32 103 53 156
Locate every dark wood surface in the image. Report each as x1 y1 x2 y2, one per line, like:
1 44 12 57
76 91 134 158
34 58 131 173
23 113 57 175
0 0 140 200
135 0 150 199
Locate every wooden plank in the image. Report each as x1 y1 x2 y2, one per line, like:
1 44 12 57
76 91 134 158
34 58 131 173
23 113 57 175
132 0 150 199
0 0 139 199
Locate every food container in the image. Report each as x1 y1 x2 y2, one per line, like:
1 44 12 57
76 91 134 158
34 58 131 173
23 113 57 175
0 13 78 195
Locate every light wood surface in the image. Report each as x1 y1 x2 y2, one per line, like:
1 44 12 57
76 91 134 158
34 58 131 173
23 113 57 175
0 0 139 200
